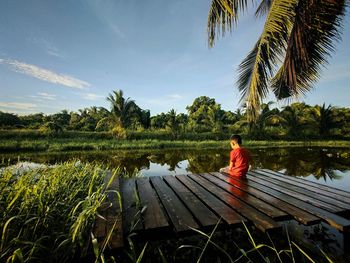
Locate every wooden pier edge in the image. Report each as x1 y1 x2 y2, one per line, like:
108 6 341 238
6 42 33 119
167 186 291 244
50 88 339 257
94 169 350 250
93 171 124 249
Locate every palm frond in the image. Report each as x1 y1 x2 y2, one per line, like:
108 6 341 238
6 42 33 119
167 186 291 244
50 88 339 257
207 0 254 47
255 0 272 18
272 0 347 99
237 0 297 121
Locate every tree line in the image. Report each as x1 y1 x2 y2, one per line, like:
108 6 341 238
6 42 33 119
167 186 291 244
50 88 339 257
1 90 349 140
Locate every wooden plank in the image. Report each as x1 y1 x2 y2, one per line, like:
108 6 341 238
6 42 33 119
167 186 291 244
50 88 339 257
260 169 350 199
94 214 106 239
150 176 198 232
187 174 281 232
219 172 350 232
176 175 244 225
95 171 124 249
210 172 320 225
250 171 350 211
199 173 289 220
254 169 350 205
136 177 169 230
246 172 343 213
164 175 219 227
121 178 143 234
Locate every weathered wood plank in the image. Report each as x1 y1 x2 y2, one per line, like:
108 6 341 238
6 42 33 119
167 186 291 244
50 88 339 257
164 175 219 227
176 175 244 226
210 172 320 225
150 176 198 232
136 177 169 230
95 171 124 249
121 178 143 234
246 172 343 213
259 169 350 198
199 173 290 220
188 174 281 232
251 170 350 210
219 172 350 232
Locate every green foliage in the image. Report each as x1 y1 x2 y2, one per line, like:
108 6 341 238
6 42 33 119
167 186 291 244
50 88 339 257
166 109 180 139
107 89 138 128
39 121 63 136
207 0 347 121
0 162 111 262
186 96 227 132
0 90 349 141
0 112 21 128
111 125 128 139
19 113 44 129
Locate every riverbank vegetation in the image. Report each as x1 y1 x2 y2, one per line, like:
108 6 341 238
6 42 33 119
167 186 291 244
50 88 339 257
1 91 350 142
1 136 350 153
0 162 116 262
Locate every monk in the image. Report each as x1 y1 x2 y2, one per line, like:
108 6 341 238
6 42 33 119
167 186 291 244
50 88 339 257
220 134 250 177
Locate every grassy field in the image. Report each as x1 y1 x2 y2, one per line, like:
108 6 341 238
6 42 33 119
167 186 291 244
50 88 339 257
1 129 349 152
1 137 350 152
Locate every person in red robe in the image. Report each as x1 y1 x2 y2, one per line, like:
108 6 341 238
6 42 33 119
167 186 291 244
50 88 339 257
220 134 250 177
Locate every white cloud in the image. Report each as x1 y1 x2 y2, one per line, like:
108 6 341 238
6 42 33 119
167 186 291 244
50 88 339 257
82 93 104 100
167 94 182 99
0 102 37 110
145 94 183 106
38 92 57 100
30 92 57 101
0 58 90 89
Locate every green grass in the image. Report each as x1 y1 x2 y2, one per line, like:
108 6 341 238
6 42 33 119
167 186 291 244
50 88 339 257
0 137 350 153
0 162 120 262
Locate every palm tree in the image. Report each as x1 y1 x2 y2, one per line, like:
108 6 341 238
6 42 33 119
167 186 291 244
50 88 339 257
232 102 276 138
312 103 338 137
205 104 224 132
276 104 314 138
208 0 346 121
166 109 180 138
106 90 137 128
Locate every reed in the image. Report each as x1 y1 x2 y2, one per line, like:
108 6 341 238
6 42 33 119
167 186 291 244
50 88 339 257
1 138 349 153
0 162 118 262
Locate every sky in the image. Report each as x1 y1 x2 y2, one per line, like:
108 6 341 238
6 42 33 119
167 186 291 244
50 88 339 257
0 0 350 116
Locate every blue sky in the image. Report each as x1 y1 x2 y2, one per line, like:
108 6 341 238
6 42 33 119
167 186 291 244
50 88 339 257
0 0 349 115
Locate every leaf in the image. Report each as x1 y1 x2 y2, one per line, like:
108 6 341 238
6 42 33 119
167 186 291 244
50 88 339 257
1 216 19 251
136 242 148 263
291 241 316 263
272 0 346 99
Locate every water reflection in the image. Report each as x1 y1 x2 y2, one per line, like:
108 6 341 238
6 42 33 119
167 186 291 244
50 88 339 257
252 148 349 181
1 147 349 185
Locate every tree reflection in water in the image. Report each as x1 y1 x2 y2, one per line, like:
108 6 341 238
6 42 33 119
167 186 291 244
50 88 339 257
1 147 349 182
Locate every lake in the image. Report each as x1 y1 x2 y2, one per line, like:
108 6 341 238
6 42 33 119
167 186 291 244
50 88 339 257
1 146 350 190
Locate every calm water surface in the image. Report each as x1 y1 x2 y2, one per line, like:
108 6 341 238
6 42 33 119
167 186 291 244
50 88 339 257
1 146 350 189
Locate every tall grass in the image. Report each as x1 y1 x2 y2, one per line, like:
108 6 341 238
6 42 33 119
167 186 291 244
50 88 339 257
0 162 115 262
1 138 350 153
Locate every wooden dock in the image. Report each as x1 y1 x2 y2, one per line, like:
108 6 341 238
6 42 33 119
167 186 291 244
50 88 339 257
94 169 350 249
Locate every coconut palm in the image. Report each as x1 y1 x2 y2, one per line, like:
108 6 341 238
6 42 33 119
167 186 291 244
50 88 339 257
208 0 347 121
231 102 276 138
166 109 180 138
205 104 224 132
106 90 137 128
312 103 339 137
277 104 315 138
